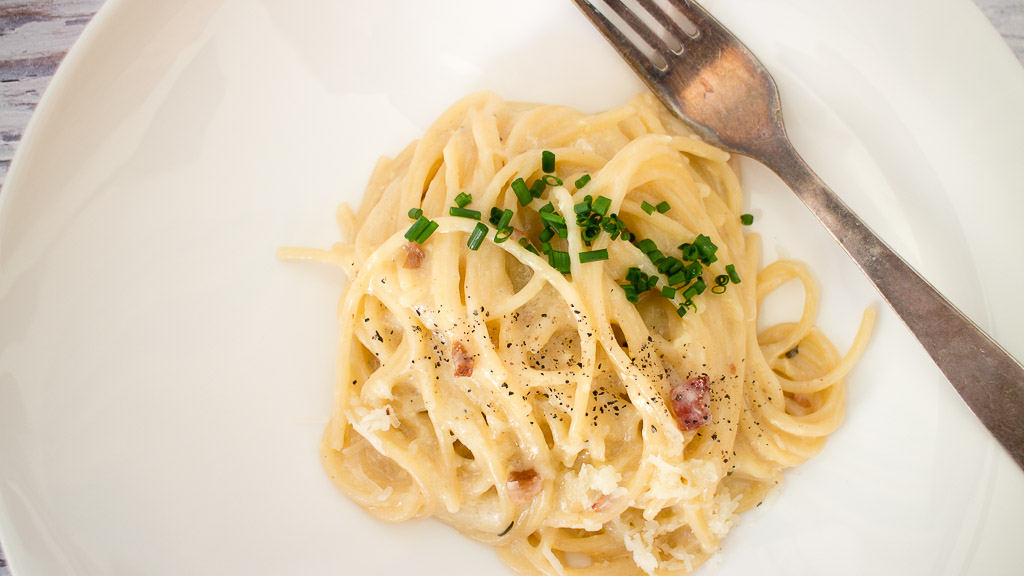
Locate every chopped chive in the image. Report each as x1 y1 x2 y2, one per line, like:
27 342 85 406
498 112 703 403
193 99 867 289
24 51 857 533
785 346 800 359
656 201 671 214
579 249 609 263
682 284 699 301
581 226 601 243
542 175 562 187
454 192 473 208
519 238 539 256
449 207 482 220
667 271 688 286
554 225 568 239
494 227 514 244
712 284 727 294
693 276 707 295
657 256 683 275
591 196 612 216
574 174 591 189
634 239 658 254
539 228 555 242
530 179 546 198
647 249 665 266
641 201 656 215
726 264 741 284
408 208 423 220
740 213 754 226
540 241 552 254
574 200 592 215
467 222 488 250
539 202 555 214
715 274 730 287
539 211 566 227
679 243 699 262
497 209 514 230
415 220 439 244
693 234 719 264
512 178 532 206
621 284 639 303
646 275 659 290
542 150 555 173
549 250 571 274
404 216 430 242
662 286 677 299
489 207 503 226
676 304 689 317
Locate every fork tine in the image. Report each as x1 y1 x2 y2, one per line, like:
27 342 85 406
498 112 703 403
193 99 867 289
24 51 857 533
633 0 695 45
663 0 713 31
599 0 676 58
569 0 667 77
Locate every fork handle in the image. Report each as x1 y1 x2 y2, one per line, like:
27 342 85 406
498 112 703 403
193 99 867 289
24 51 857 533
768 141 1024 469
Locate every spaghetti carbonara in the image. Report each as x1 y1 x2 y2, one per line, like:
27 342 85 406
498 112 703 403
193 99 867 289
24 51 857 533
280 92 873 575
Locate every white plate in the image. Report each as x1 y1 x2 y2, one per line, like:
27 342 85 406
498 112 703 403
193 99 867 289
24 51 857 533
1 0 1023 574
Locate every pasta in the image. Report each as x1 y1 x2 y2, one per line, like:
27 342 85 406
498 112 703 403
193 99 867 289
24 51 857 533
280 91 874 575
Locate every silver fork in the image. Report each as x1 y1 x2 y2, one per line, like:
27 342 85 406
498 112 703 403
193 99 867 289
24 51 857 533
571 0 1024 469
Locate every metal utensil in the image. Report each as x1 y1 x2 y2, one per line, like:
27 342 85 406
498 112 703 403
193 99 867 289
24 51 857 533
571 0 1024 469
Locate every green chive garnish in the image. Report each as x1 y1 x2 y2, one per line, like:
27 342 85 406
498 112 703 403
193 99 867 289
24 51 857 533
530 179 546 198
726 264 741 284
489 207 503 226
740 213 754 225
662 286 677 299
467 222 488 250
574 174 591 189
539 228 555 242
454 192 473 208
693 234 719 264
415 220 439 244
549 250 571 274
678 242 699 262
497 209 514 230
539 211 566 227
574 200 592 215
579 249 609 263
408 208 423 220
542 150 555 173
621 284 639 303
634 239 658 254
656 201 671 214
542 175 562 187
449 207 482 220
641 201 656 215
512 178 532 206
405 216 430 242
494 227 513 244
591 196 612 216
539 202 555 213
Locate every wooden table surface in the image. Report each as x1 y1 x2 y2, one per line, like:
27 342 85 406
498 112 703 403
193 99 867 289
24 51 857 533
0 0 1022 573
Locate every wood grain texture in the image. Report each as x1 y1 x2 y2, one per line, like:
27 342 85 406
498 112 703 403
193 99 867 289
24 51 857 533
0 0 105 188
0 0 1021 573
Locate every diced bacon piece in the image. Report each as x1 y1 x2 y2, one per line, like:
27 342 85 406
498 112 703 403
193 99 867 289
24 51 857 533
506 468 542 503
453 341 474 377
669 374 711 431
402 242 424 269
591 494 611 512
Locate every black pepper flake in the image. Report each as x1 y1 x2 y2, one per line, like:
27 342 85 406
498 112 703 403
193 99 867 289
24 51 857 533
785 346 800 358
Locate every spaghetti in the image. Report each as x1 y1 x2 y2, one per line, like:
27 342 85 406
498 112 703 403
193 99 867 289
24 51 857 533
280 91 874 575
